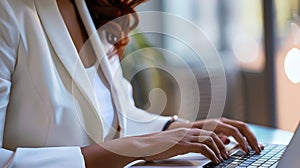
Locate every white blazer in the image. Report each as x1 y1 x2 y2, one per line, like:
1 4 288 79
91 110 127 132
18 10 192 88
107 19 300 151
0 0 170 167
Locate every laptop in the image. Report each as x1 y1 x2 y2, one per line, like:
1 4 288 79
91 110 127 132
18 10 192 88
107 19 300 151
203 123 300 168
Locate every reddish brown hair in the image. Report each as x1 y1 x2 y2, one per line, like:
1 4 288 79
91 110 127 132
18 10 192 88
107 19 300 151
87 0 147 58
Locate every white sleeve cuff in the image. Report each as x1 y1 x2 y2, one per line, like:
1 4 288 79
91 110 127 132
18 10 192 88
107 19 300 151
11 146 85 168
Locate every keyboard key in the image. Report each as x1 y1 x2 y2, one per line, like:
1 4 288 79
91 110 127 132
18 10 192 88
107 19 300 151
231 161 242 165
232 151 247 156
239 163 249 167
246 158 257 162
253 160 265 164
251 163 262 166
269 158 279 162
257 158 268 162
242 161 253 164
261 163 273 167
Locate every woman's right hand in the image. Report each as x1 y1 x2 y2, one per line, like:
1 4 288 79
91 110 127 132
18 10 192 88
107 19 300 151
141 128 228 163
81 128 228 167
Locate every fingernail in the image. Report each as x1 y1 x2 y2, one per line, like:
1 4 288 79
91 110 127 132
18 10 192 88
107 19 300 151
246 148 250 154
222 154 226 159
224 138 230 144
218 155 223 162
260 145 265 150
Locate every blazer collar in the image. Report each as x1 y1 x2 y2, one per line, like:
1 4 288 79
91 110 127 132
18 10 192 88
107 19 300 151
74 0 127 133
34 0 104 143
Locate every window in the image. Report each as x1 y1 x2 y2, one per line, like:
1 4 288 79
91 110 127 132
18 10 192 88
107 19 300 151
132 1 299 129
275 0 300 131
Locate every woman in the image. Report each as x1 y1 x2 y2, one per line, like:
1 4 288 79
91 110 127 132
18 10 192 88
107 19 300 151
0 0 262 167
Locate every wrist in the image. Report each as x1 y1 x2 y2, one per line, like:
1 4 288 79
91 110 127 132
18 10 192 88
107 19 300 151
191 120 205 129
162 115 179 131
164 115 193 130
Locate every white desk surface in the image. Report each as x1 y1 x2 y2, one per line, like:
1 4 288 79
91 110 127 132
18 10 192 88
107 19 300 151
127 124 294 168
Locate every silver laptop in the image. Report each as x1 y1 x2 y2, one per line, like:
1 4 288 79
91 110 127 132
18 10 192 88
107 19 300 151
203 124 300 168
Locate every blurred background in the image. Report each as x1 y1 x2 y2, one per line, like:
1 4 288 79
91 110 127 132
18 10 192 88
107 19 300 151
121 0 300 132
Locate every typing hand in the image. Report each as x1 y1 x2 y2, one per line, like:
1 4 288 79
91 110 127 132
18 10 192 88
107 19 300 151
192 117 263 154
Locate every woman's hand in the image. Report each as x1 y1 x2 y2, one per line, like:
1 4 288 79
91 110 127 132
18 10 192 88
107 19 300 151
193 118 262 154
141 128 229 163
168 117 262 154
81 128 228 167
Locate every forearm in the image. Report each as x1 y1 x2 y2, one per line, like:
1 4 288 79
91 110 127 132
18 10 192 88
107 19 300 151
81 145 138 168
81 137 148 168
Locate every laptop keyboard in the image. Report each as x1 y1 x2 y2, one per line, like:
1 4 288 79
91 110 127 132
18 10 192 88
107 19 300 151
203 144 286 168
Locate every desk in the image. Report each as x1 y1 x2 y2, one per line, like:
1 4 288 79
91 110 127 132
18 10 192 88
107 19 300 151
247 124 293 145
127 124 294 168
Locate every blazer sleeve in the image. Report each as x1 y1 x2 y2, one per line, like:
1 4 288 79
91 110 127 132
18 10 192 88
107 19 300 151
0 1 85 167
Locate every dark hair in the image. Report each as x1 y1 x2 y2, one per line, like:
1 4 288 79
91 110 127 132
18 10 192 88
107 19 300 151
87 0 147 58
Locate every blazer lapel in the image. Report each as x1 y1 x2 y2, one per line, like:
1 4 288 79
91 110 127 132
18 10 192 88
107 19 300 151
34 0 104 143
74 0 127 136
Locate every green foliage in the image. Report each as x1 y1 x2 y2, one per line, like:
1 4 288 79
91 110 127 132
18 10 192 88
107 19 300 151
121 30 165 109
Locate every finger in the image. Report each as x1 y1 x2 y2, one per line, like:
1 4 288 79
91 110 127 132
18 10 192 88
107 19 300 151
190 136 223 162
190 130 228 160
218 134 231 145
218 123 250 153
190 144 220 164
204 133 229 160
190 128 213 137
259 144 265 150
221 118 260 153
211 134 229 159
